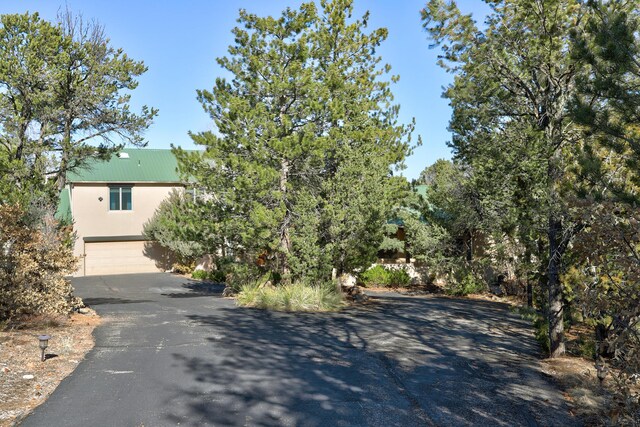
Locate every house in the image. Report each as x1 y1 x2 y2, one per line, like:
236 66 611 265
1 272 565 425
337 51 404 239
378 184 429 263
57 149 185 276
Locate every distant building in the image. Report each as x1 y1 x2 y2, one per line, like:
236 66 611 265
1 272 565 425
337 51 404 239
56 149 184 276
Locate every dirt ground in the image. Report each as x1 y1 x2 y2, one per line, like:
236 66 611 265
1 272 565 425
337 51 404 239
0 311 99 426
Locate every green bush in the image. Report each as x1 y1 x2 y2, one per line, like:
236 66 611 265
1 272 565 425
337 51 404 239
444 268 486 296
358 265 411 288
236 281 344 312
191 269 208 280
388 269 412 287
517 306 550 355
359 265 389 287
209 270 226 283
191 269 226 283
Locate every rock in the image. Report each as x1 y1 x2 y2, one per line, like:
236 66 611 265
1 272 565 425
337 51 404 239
1 366 9 374
22 374 34 380
338 273 357 289
78 307 91 315
222 286 237 297
353 292 369 303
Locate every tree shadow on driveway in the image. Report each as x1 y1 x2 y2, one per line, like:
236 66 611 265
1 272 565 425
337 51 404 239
161 281 225 299
164 294 580 427
82 297 154 306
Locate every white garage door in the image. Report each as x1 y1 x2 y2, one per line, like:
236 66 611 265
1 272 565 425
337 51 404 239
84 240 169 276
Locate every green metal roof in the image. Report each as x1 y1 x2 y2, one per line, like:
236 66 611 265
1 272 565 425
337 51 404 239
414 184 428 199
55 188 72 223
67 149 182 183
387 185 429 226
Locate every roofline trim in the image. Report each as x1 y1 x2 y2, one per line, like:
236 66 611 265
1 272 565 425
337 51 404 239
83 235 149 243
69 181 185 184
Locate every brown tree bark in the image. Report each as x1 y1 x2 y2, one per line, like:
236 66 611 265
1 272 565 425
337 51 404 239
279 158 291 278
548 215 566 357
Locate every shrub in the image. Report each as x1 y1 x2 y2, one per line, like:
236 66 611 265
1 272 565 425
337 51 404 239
444 267 486 296
236 281 345 312
191 269 226 283
224 262 260 292
358 265 389 287
516 306 550 354
358 265 411 288
388 268 412 287
172 262 195 275
0 204 80 321
208 270 226 283
142 190 207 265
191 270 208 280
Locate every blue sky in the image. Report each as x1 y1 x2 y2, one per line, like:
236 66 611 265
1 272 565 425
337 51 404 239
1 1 491 180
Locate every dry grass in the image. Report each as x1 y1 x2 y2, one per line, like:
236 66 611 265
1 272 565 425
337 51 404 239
540 357 608 425
0 311 100 426
237 281 345 312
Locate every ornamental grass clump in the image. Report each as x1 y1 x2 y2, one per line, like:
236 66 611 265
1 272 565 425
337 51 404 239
236 281 345 312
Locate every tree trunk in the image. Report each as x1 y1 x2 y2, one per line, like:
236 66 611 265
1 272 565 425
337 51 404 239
524 245 533 307
57 118 72 192
279 158 291 278
595 320 613 359
548 215 565 357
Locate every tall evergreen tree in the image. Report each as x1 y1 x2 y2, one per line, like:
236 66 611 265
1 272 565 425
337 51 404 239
423 0 588 356
0 11 156 205
177 0 413 282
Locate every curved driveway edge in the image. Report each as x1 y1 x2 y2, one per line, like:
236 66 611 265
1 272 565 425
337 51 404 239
21 273 579 426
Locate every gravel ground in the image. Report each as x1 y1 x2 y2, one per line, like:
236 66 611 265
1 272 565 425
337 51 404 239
0 311 99 426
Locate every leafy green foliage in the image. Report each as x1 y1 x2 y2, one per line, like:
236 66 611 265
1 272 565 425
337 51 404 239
444 266 486 297
567 3 640 419
423 0 589 357
0 11 156 200
358 265 411 288
518 306 551 355
143 190 216 265
176 0 414 286
191 269 226 283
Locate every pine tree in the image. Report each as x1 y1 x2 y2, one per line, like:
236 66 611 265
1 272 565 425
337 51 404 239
423 0 589 356
0 11 156 206
177 0 413 282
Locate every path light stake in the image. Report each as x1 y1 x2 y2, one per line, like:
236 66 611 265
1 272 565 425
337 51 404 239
38 335 50 362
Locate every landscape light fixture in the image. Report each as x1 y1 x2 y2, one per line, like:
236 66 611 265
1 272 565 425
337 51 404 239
38 335 50 362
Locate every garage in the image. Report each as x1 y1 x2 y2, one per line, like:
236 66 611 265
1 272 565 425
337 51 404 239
83 238 173 276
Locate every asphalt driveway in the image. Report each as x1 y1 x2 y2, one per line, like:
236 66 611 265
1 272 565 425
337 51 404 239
21 273 578 426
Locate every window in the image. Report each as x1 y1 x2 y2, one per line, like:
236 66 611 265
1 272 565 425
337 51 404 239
109 186 132 210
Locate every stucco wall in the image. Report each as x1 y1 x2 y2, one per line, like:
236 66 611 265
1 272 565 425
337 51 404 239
70 183 183 273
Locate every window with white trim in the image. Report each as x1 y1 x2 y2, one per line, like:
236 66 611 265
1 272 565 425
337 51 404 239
109 186 132 210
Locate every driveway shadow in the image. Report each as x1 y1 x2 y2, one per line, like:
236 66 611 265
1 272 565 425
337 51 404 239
82 297 153 306
161 281 225 298
164 294 579 426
